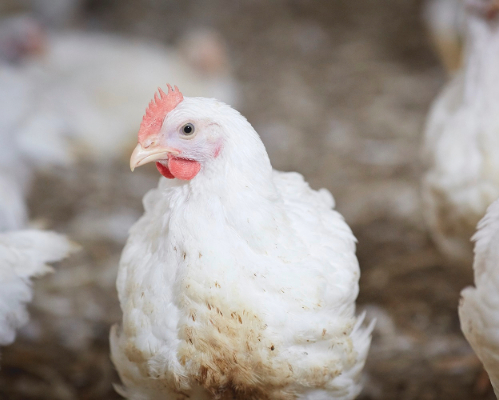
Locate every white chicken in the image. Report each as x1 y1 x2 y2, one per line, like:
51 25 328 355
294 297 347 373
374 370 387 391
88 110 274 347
110 86 372 399
0 229 76 347
0 20 238 229
459 198 499 397
20 29 240 163
0 15 71 230
0 69 68 230
421 0 499 265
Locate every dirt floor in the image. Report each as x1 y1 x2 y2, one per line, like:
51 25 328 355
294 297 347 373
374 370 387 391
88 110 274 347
1 0 494 399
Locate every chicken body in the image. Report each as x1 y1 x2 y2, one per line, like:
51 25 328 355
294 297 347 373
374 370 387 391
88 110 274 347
459 199 499 397
422 3 499 265
0 229 75 346
111 94 372 399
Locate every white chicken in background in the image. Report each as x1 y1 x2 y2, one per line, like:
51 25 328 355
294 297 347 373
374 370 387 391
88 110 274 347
421 0 499 266
0 16 238 230
423 0 466 74
19 28 240 163
0 229 76 347
459 198 499 397
110 86 372 399
0 15 70 231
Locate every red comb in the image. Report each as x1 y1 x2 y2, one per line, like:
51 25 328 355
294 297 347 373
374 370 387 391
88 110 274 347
138 84 184 142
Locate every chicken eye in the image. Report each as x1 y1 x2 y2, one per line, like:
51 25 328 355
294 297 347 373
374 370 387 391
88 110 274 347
180 123 195 138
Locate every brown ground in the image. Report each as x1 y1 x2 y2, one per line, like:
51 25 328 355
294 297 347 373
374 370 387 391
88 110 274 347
1 0 493 399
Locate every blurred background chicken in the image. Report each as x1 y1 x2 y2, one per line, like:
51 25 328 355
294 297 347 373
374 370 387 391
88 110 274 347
0 11 239 234
422 0 499 267
0 15 56 231
21 29 239 163
2 20 239 165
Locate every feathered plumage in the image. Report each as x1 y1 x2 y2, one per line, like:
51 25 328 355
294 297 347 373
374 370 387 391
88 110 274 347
0 229 76 346
112 91 372 399
459 199 499 397
422 2 499 265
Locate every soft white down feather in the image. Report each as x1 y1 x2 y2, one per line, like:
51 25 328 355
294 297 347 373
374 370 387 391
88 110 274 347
111 94 373 399
0 229 76 346
422 3 499 265
459 199 499 397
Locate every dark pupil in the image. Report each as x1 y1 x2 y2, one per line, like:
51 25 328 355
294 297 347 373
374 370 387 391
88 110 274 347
183 125 193 134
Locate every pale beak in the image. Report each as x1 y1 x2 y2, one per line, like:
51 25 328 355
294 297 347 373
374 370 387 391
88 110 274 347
130 143 180 171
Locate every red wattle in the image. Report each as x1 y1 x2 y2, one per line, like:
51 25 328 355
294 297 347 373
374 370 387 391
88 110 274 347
156 162 175 179
168 156 201 180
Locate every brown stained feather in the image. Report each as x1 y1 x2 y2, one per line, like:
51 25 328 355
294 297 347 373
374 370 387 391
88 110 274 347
175 297 346 399
176 299 298 400
120 283 348 399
